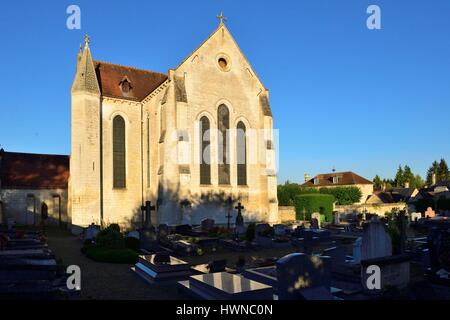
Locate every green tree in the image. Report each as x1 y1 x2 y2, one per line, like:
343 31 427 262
373 175 383 191
403 165 414 187
438 158 450 182
426 161 439 185
394 165 405 187
412 174 425 189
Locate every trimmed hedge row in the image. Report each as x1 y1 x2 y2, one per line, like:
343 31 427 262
294 193 334 222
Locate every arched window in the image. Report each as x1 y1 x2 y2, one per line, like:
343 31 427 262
113 115 126 188
199 116 211 185
236 121 247 186
217 104 230 184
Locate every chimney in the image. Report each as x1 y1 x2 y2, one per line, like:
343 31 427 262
432 173 436 185
405 181 410 188
382 183 386 191
304 173 310 183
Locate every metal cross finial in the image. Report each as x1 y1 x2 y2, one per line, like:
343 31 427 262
84 34 90 46
217 11 227 25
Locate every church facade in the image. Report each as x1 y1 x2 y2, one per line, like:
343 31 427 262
70 21 278 231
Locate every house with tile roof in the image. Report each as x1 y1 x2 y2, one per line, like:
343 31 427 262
302 171 374 204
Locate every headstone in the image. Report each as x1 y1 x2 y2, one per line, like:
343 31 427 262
353 237 362 263
133 254 191 282
157 224 169 240
425 207 436 218
207 259 227 273
361 219 392 260
273 224 287 236
410 212 422 222
127 230 140 239
201 219 215 232
178 272 273 300
276 253 332 300
255 223 270 236
235 202 245 227
84 224 100 240
333 212 340 225
311 212 321 228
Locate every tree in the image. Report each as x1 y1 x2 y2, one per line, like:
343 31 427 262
426 161 439 185
394 165 405 187
373 175 383 191
403 165 414 187
438 158 450 182
412 174 425 189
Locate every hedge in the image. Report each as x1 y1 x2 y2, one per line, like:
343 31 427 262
278 184 361 206
82 245 139 264
294 193 334 222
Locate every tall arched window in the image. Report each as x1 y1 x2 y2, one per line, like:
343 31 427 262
113 115 126 188
199 116 211 185
236 121 247 186
218 104 230 185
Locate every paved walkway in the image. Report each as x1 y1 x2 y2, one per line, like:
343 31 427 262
46 228 184 300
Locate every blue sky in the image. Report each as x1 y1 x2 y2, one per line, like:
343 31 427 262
0 0 449 184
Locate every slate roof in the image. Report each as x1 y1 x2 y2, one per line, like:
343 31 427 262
0 151 69 189
94 61 168 101
302 171 373 187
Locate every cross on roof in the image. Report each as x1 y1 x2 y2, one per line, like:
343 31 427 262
84 34 90 46
216 11 227 25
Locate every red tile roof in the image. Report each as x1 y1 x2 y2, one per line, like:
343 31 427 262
94 61 168 101
302 171 373 187
0 151 69 189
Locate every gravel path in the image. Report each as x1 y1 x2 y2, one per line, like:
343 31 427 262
46 229 184 300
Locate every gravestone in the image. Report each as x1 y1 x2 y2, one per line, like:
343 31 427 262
157 224 169 240
201 219 215 232
255 223 270 236
133 254 191 282
178 272 273 300
235 202 245 227
425 207 436 218
333 212 340 225
127 230 140 239
207 259 227 273
361 219 392 260
84 224 100 240
353 237 362 263
273 224 287 236
311 212 321 228
322 246 347 266
276 253 332 300
410 212 422 222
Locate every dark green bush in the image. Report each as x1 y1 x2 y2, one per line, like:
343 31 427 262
96 227 125 249
294 194 334 222
124 237 140 251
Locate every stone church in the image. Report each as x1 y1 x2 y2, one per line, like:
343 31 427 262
0 18 279 231
70 19 278 231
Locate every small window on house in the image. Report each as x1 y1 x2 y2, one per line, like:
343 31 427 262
314 178 320 185
333 176 339 184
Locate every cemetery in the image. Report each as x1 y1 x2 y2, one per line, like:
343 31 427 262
2 200 450 300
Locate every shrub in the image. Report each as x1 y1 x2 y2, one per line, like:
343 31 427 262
294 194 334 222
124 237 140 251
319 187 362 205
96 227 125 249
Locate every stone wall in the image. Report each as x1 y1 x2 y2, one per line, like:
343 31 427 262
0 188 68 226
335 202 407 217
278 206 296 222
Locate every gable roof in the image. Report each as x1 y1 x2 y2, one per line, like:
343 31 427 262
0 151 69 189
94 61 168 101
302 171 373 187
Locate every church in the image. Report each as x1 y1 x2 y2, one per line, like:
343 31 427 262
69 18 278 231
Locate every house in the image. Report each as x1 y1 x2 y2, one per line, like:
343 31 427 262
302 171 373 204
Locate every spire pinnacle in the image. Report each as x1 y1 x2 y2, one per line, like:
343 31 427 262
216 11 227 25
84 34 90 47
